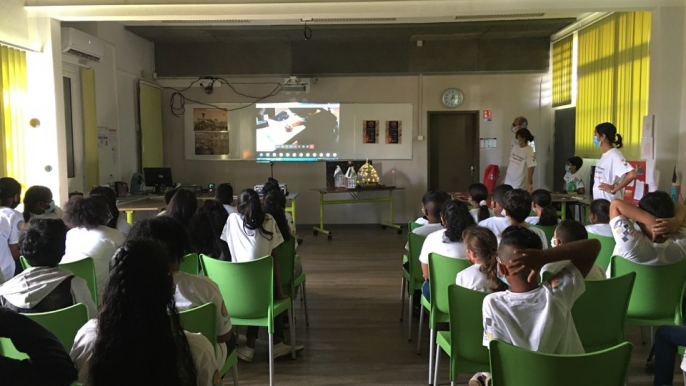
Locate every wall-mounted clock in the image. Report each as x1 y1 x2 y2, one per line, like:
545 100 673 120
442 88 464 109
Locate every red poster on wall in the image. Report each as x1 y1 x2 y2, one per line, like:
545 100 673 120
623 161 648 204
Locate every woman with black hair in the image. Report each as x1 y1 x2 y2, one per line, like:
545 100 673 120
0 177 24 282
526 189 559 226
592 122 638 201
62 196 124 297
166 189 198 228
188 200 231 261
70 239 219 386
89 186 130 237
504 128 537 192
23 185 64 222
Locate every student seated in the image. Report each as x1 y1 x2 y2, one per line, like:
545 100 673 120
468 183 494 223
157 188 178 217
543 220 606 281
70 239 219 386
90 186 130 237
165 189 198 228
419 200 475 301
585 199 612 237
502 189 548 248
456 226 505 293
478 184 513 237
188 200 231 261
62 196 125 297
406 191 451 250
0 177 24 283
526 189 558 226
563 156 585 194
215 183 238 216
262 178 298 238
414 191 433 226
128 216 234 368
0 307 77 386
264 189 303 276
610 191 686 266
22 185 64 222
0 219 95 318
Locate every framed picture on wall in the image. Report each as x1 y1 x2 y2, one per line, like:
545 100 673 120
386 120 402 144
195 132 229 155
193 108 228 131
362 120 379 144
185 104 235 161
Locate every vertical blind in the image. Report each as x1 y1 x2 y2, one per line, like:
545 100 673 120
575 12 651 160
552 34 574 107
0 45 27 182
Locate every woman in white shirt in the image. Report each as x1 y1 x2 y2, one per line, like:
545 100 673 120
62 197 125 297
456 226 506 293
89 186 130 237
503 128 537 192
70 239 219 386
22 185 64 223
0 178 24 283
592 122 638 201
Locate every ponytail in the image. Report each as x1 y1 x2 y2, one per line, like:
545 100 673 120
516 128 535 143
237 189 273 240
531 189 558 226
462 227 506 292
468 183 492 222
595 122 623 149
614 133 623 149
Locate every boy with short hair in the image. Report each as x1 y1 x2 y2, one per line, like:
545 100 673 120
544 220 606 281
564 156 585 194
215 183 238 216
478 184 513 237
585 199 612 237
501 189 548 248
409 191 450 240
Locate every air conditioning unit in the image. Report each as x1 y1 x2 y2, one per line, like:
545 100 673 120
61 28 105 63
282 76 310 92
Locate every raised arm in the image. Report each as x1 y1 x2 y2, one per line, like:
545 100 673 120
610 198 657 228
612 169 638 195
509 239 601 281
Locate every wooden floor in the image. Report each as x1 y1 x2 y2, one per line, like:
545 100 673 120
228 225 680 386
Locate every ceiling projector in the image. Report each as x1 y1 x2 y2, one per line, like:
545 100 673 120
282 76 309 92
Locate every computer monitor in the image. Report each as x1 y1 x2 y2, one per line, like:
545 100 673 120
143 168 173 194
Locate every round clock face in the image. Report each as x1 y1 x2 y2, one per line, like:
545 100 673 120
442 88 464 109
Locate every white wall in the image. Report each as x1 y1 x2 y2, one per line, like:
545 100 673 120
679 6 686 192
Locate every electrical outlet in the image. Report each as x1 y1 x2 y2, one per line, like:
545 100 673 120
417 135 424 141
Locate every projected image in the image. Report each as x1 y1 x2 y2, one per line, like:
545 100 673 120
195 132 229 155
193 108 228 131
255 103 340 162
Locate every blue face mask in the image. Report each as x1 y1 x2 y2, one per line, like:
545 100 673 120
564 165 571 173
496 268 510 286
510 126 517 133
593 135 602 147
512 138 520 147
44 201 55 214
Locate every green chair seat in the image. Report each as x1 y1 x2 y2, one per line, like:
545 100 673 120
530 224 557 248
180 253 200 275
400 232 427 342
587 234 616 271
276 239 310 326
409 221 423 232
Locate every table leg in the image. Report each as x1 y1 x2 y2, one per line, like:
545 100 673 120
126 210 134 225
286 198 297 237
380 190 401 232
561 202 567 221
313 192 331 239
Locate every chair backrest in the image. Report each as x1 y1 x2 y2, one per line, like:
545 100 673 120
19 256 30 270
429 253 472 315
180 253 200 276
408 233 427 285
408 221 423 232
610 256 686 325
587 233 616 271
489 340 633 386
448 285 490 367
20 257 97 305
201 254 273 319
530 224 556 246
274 238 297 297
178 302 217 350
24 303 89 352
571 273 635 352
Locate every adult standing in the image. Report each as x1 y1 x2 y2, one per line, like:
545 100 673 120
503 128 537 192
591 122 637 201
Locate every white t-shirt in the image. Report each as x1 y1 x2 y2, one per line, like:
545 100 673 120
563 172 585 193
504 145 537 189
223 204 238 216
220 213 284 262
483 264 585 354
63 225 125 297
609 216 686 266
525 216 539 225
478 217 511 239
470 207 495 223
116 217 131 238
405 223 443 250
0 207 24 283
585 223 613 238
541 261 607 281
593 148 634 201
456 263 491 293
418 229 467 264
71 319 219 386
415 217 429 226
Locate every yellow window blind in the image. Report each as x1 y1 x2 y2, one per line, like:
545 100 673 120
0 45 28 182
576 12 650 160
552 34 574 107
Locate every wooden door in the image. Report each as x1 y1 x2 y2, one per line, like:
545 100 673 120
428 112 479 192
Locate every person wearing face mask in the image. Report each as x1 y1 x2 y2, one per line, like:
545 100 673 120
563 156 585 194
503 128 537 192
23 185 64 222
592 122 638 201
0 177 24 283
541 220 606 281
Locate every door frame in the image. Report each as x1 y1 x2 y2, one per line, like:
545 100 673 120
426 110 481 192
62 62 86 194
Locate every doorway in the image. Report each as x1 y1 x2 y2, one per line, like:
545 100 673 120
428 111 479 192
62 63 85 194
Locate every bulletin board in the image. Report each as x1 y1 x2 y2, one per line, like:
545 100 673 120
623 160 647 204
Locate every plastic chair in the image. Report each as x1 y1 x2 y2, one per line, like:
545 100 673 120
275 239 309 326
180 253 200 275
420 254 472 384
20 256 97 306
400 232 427 341
293 254 310 326
489 340 633 386
530 224 557 247
200 254 294 386
433 285 489 386
179 303 239 384
587 233 616 271
409 221 423 232
571 273 635 352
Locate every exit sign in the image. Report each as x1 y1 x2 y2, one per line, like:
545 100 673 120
483 110 492 121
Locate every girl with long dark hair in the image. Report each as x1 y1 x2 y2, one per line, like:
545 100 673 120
458 226 507 293
527 189 559 226
592 122 638 201
166 189 198 228
188 199 231 261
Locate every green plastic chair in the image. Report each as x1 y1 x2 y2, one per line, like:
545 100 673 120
571 273 635 352
400 232 427 341
200 254 294 386
409 221 423 232
433 285 490 386
420 254 472 384
610 256 686 326
180 253 200 275
275 238 309 326
179 303 239 384
20 256 97 306
530 224 557 248
489 340 633 386
293 254 310 326
587 233 616 271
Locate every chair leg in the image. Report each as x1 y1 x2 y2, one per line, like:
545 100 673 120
302 282 310 326
640 326 646 344
417 307 424 354
269 333 274 386
408 293 414 341
400 277 406 321
428 328 435 385
289 309 296 359
433 343 440 386
682 369 686 385
232 363 239 386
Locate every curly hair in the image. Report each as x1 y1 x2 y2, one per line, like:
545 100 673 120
463 226 505 292
531 189 558 226
89 186 119 229
63 196 110 230
19 219 67 267
441 200 475 243
166 189 198 228
188 200 230 260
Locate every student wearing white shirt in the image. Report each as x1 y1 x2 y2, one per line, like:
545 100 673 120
609 192 686 267
456 227 505 293
0 177 24 283
591 122 638 201
468 183 495 223
563 156 586 194
585 199 613 237
478 184 513 238
216 183 239 216
22 185 64 223
128 216 234 367
70 239 220 386
543 220 606 281
526 189 559 227
502 189 549 249
62 197 125 297
89 186 131 237
503 128 537 192
405 191 450 251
